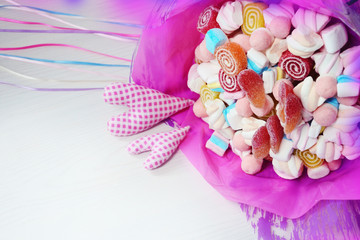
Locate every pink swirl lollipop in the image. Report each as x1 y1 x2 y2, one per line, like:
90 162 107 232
197 6 220 35
218 69 241 93
279 50 314 81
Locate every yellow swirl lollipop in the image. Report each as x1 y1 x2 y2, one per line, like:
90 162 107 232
241 2 267 36
295 149 324 168
200 85 219 106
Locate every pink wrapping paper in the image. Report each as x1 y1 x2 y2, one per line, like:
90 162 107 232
131 0 360 218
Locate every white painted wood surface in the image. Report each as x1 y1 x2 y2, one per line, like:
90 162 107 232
0 1 256 239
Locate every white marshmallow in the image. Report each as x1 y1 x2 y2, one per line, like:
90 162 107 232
272 155 303 180
266 38 288 66
321 23 348 54
291 8 330 33
293 76 326 112
187 64 205 93
269 136 294 162
311 51 343 77
307 164 330 179
216 1 243 34
223 104 243 130
205 99 228 130
197 60 221 84
247 48 269 69
337 76 360 98
262 69 276 94
308 120 322 138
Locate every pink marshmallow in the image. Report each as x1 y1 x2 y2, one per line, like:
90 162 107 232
232 132 251 151
268 16 291 39
250 95 275 117
230 33 251 52
337 96 358 106
195 39 214 63
328 158 342 171
193 98 208 118
315 75 337 99
272 79 293 101
313 103 338 126
241 153 263 175
235 97 253 117
307 164 330 179
249 28 274 52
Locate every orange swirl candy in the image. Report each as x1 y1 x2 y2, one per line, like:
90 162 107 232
241 2 267 36
215 42 247 76
200 85 219 105
295 149 324 168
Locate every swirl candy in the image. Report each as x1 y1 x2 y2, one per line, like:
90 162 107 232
218 69 241 93
200 85 219 105
215 42 247 76
216 1 243 34
197 6 221 35
241 2 267 36
295 149 324 169
279 50 314 81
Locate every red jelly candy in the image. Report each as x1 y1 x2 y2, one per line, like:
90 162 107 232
197 6 221 35
238 69 266 108
278 81 294 103
252 126 271 159
279 50 314 81
215 42 247 76
219 69 241 93
284 93 302 134
266 115 284 154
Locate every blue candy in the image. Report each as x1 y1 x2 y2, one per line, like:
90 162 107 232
205 28 228 54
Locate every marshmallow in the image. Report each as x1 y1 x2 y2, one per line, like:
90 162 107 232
205 28 228 54
341 45 360 78
230 33 251 52
308 119 322 138
337 96 358 106
216 1 243 34
291 8 330 33
219 92 235 106
247 48 269 74
221 91 245 100
321 23 348 54
269 136 294 162
262 69 276 94
206 130 230 156
309 136 343 162
265 38 288 65
311 50 343 77
293 76 326 112
330 104 360 132
328 159 342 171
187 64 206 93
302 109 313 122
232 131 251 152
235 97 253 117
193 98 208 118
197 60 221 84
313 98 339 127
241 117 266 146
205 99 228 130
240 150 263 175
307 164 330 179
315 75 337 99
223 103 243 130
268 16 291 39
337 75 360 98
288 123 317 151
263 2 294 26
273 78 293 101
249 28 274 51
342 133 360 160
287 25 324 58
207 81 224 93
250 95 274 117
272 155 304 180
195 39 214 63
218 127 235 140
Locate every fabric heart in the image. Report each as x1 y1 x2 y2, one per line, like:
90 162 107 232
104 83 194 136
127 126 190 169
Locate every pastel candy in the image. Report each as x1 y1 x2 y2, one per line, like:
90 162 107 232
197 6 220 35
205 99 228 130
221 90 245 100
308 119 322 138
197 60 221 84
216 1 243 34
341 45 360 78
337 75 360 98
330 104 360 132
223 103 243 130
230 33 251 52
193 98 208 118
241 2 267 36
311 51 343 77
328 159 342 171
289 123 317 151
311 135 343 162
187 64 206 93
291 8 330 33
313 98 339 127
240 150 263 175
206 130 230 156
250 95 274 117
315 75 337 99
247 48 269 74
262 69 276 94
268 16 291 39
295 149 324 169
266 38 288 66
321 23 348 54
269 135 294 162
219 92 235 106
249 28 274 51
322 126 358 146
241 117 266 146
337 96 358 106
207 81 224 93
195 39 214 63
272 155 304 180
127 126 190 170
232 131 251 151
342 134 360 160
307 164 330 179
205 28 228 54
286 25 324 58
200 85 219 105
235 97 253 117
293 76 326 112
263 2 294 26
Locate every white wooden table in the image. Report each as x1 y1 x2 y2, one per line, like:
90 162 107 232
0 1 256 239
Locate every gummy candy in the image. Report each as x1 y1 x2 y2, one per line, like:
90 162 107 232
219 69 241 93
252 126 271 159
266 115 284 153
295 149 324 168
197 6 221 35
279 50 314 81
215 42 247 76
238 69 266 108
284 93 302 134
241 2 267 36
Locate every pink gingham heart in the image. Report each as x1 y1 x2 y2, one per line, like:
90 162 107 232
127 126 190 169
104 83 194 136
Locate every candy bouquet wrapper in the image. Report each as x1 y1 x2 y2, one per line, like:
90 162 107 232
131 0 360 219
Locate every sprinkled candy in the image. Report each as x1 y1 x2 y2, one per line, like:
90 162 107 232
241 2 267 36
238 69 266 108
197 6 220 35
218 69 241 93
200 85 219 105
266 115 284 154
295 149 324 168
252 126 271 159
284 93 302 134
215 42 247 76
279 50 314 81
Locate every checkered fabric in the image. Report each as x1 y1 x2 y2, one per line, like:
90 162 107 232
104 83 194 136
127 126 190 169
